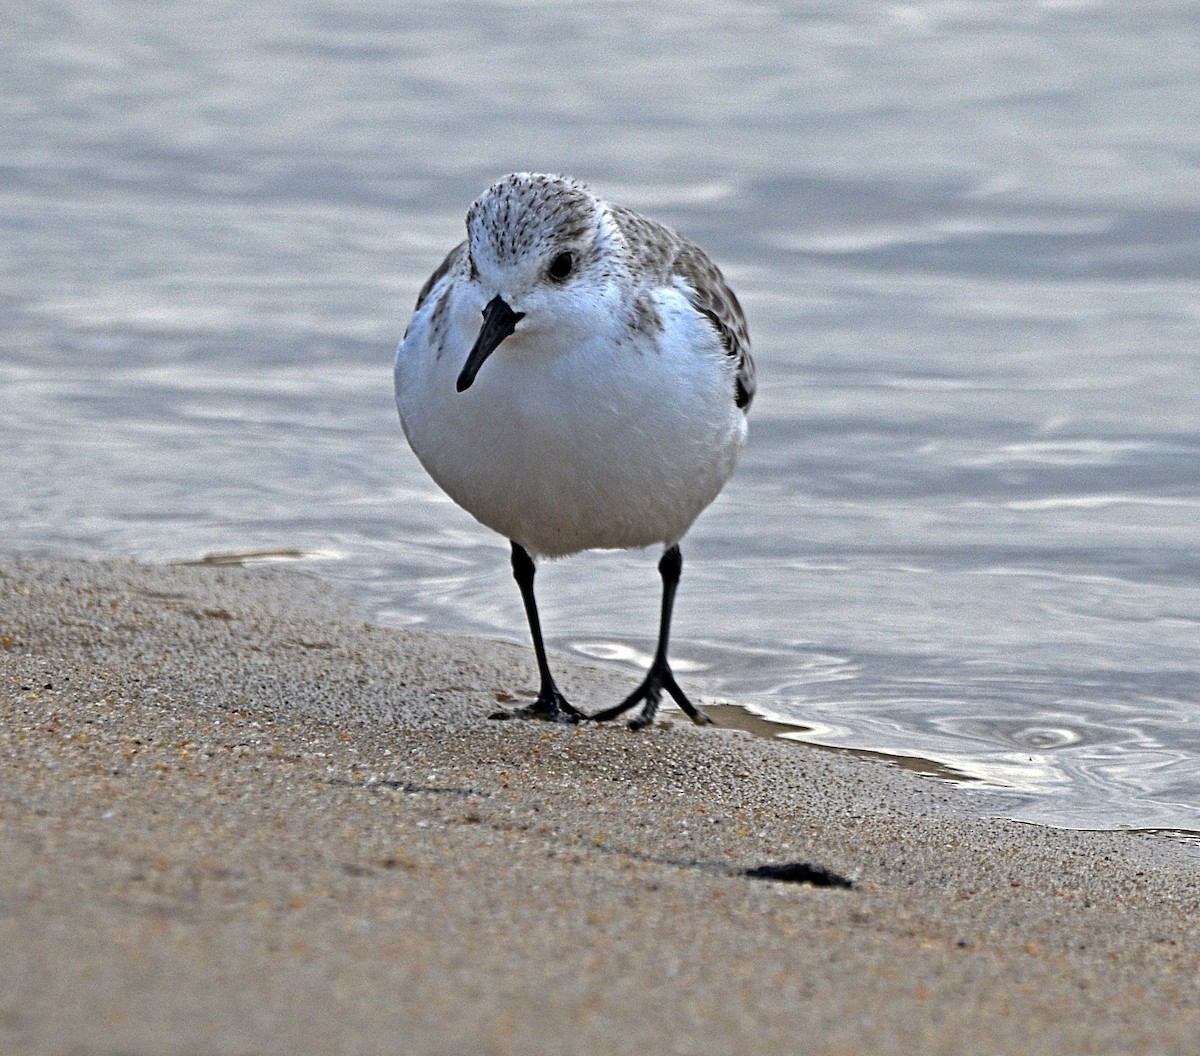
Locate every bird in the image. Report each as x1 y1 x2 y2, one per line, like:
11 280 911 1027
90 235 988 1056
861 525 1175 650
394 173 754 729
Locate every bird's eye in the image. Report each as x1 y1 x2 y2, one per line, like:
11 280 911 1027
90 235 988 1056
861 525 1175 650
547 251 574 282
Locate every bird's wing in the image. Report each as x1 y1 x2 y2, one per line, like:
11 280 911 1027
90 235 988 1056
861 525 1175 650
413 240 467 312
670 239 756 412
611 205 755 413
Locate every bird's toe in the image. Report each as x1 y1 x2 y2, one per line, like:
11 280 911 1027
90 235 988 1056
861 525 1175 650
489 691 581 724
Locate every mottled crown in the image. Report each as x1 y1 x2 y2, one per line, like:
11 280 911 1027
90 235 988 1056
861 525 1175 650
466 173 601 263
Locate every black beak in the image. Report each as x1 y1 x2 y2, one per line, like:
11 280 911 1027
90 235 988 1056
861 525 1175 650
456 295 525 392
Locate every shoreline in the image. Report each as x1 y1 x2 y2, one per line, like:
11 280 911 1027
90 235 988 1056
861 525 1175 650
3 555 1199 1055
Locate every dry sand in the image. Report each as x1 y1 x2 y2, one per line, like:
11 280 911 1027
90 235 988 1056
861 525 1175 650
2 555 1198 1055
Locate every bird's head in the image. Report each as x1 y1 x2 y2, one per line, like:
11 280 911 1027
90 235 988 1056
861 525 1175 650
456 172 613 392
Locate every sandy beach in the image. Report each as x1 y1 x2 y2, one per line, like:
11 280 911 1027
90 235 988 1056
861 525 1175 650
2 555 1198 1055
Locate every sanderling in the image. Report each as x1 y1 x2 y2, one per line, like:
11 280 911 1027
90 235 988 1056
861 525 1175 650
394 173 754 728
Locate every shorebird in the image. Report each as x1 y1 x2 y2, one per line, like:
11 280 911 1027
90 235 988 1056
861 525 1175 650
394 173 754 728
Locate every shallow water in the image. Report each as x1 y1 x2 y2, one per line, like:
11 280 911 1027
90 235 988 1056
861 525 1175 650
3 1 1199 830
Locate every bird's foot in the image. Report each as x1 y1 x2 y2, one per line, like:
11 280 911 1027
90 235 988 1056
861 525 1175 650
489 688 582 725
589 662 713 730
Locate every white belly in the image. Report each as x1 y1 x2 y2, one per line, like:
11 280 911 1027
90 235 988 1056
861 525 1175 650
395 318 746 558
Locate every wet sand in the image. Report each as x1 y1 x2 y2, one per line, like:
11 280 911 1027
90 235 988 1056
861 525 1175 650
2 556 1198 1055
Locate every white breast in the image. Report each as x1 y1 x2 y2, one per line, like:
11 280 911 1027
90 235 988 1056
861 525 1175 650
395 287 746 558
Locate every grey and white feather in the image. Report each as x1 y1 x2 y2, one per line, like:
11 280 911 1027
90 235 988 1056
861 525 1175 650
394 173 754 728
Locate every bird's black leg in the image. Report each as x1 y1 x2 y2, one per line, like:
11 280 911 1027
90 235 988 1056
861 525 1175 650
489 541 582 724
589 545 713 730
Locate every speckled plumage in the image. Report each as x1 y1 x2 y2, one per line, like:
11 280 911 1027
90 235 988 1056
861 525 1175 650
617 209 756 410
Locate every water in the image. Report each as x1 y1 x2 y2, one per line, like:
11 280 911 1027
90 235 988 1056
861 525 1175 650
3 0 1198 831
